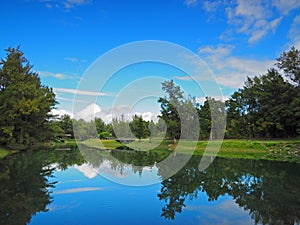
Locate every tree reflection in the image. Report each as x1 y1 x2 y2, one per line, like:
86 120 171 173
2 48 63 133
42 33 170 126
107 149 300 224
157 156 300 225
0 148 85 225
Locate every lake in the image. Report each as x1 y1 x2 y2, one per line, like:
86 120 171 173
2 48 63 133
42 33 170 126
0 146 299 225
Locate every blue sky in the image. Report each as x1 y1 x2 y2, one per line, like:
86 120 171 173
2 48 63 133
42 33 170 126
1 0 300 122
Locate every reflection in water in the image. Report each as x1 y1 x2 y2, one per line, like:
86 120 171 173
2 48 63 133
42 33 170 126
0 147 299 225
0 147 85 225
157 156 300 224
105 149 300 224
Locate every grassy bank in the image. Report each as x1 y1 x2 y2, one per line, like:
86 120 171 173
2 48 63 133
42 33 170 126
2 138 299 163
82 138 300 163
0 139 79 159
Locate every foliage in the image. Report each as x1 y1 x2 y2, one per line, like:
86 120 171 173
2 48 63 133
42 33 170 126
0 147 85 224
0 47 56 149
57 114 74 138
158 80 200 142
276 46 300 86
129 115 150 141
226 47 300 138
98 131 111 139
111 116 133 139
157 156 300 223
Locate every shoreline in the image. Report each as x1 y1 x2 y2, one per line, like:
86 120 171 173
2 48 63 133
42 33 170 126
1 139 299 163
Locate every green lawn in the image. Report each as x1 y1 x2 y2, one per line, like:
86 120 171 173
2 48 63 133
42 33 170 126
1 138 299 163
81 138 300 163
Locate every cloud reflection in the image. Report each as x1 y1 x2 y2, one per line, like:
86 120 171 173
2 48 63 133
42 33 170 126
53 187 103 195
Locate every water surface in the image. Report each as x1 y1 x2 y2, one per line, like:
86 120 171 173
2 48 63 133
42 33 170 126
0 147 299 225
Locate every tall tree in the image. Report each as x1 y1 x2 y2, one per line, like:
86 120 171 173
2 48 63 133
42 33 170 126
158 80 200 142
276 46 300 86
0 47 56 149
198 97 226 140
225 47 300 138
58 114 74 138
111 116 133 139
158 80 184 143
129 115 150 142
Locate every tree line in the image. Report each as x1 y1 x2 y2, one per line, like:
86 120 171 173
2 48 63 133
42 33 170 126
0 46 299 150
59 43 300 142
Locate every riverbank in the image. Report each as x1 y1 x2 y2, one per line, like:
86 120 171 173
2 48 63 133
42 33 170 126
1 139 299 163
82 139 300 163
0 139 78 159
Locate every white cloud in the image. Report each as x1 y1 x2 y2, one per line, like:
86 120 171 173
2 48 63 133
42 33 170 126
229 0 282 43
203 0 222 12
64 57 79 62
184 0 198 7
198 44 234 56
200 0 286 43
51 108 73 118
54 88 108 96
134 112 158 122
173 75 194 81
56 96 88 103
186 199 253 225
248 16 283 43
72 103 159 123
38 70 77 80
74 161 130 179
288 15 300 48
74 164 99 179
74 103 101 121
64 57 87 63
198 44 274 88
40 0 91 10
53 187 102 194
273 0 300 15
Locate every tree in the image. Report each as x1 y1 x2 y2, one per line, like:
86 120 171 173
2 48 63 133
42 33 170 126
98 131 110 139
129 115 150 142
94 117 107 133
225 90 248 139
158 80 200 142
0 47 56 149
58 114 74 138
111 116 133 139
158 80 184 143
276 46 300 86
198 97 226 140
225 47 300 139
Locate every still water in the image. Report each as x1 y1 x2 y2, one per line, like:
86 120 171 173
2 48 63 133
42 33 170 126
0 146 299 225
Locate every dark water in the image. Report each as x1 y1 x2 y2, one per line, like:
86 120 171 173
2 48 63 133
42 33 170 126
0 147 299 225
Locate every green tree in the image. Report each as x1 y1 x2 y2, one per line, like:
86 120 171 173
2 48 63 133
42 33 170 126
226 46 300 139
98 131 110 139
198 97 226 140
129 115 150 142
158 80 184 143
276 46 300 86
225 90 249 139
94 117 107 133
58 114 74 138
0 47 56 149
111 116 133 139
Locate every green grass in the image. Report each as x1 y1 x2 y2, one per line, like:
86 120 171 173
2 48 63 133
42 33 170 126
2 138 298 163
81 138 300 163
81 139 124 149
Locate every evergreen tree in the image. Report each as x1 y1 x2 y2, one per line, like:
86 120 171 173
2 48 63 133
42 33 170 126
0 47 56 149
129 115 150 142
